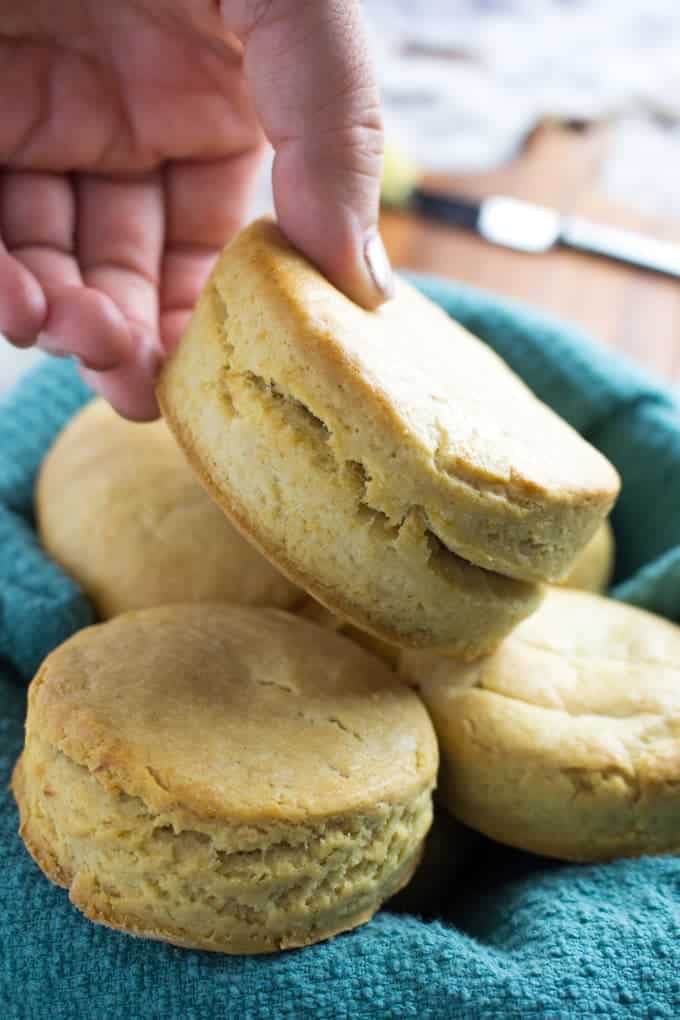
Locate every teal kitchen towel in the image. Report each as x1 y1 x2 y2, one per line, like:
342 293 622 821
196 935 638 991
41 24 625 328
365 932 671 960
2 277 680 1020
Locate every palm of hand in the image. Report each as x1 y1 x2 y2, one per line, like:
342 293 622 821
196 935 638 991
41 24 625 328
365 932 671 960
1 2 263 417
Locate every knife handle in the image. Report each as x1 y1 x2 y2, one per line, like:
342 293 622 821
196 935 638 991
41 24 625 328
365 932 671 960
409 189 480 231
561 217 680 280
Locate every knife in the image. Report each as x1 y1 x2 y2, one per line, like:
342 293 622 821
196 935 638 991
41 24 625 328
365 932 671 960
407 190 680 280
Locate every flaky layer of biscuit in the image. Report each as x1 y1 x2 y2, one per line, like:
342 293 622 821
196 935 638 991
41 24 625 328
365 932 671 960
160 220 619 604
158 276 541 655
14 737 432 954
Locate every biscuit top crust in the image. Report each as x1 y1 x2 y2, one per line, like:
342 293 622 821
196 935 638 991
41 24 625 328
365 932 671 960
214 219 619 519
407 587 680 722
29 605 438 822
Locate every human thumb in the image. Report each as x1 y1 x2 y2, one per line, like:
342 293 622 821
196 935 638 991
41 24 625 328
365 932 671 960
226 0 393 308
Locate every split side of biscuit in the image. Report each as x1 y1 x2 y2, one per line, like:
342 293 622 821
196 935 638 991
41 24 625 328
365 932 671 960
158 219 619 655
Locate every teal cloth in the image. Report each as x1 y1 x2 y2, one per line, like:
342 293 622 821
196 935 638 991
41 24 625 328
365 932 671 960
3 278 680 1020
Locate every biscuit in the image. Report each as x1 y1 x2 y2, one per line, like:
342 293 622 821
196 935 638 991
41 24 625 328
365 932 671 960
296 598 400 668
401 587 680 861
13 605 437 953
37 399 302 618
158 219 618 654
559 519 614 593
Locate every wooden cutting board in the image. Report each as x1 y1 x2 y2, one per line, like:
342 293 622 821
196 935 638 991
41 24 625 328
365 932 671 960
380 124 680 383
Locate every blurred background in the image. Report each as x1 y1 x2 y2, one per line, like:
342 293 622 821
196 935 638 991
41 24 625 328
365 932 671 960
2 0 680 395
368 0 680 214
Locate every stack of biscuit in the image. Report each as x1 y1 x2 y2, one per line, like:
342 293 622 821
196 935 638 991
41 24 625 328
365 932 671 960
13 219 679 957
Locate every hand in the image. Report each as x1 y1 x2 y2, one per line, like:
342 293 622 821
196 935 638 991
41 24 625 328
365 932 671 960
0 0 391 419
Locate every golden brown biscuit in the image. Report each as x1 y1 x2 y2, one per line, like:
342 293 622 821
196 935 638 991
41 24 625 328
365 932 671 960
401 588 680 862
559 519 615 593
13 605 437 953
158 219 618 655
296 598 400 668
37 399 302 618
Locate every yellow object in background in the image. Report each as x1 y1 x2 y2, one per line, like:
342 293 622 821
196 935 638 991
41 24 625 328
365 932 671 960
381 141 420 208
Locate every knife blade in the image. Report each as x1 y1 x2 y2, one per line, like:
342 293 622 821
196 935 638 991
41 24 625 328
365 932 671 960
408 190 680 280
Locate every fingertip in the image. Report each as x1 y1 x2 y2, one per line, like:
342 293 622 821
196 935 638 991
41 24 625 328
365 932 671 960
272 152 393 311
276 206 395 311
80 330 163 422
0 254 47 346
37 286 162 419
160 309 192 355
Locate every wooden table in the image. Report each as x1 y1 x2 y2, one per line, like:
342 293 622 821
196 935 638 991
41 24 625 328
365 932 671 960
380 124 680 383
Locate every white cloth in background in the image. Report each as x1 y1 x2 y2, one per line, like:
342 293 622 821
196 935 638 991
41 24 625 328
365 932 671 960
365 0 680 219
0 341 44 396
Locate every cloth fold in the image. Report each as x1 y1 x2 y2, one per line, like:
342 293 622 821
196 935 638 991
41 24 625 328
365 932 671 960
2 277 680 1019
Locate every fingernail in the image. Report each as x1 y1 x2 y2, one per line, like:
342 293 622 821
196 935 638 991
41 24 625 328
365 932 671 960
133 328 164 382
364 231 395 301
